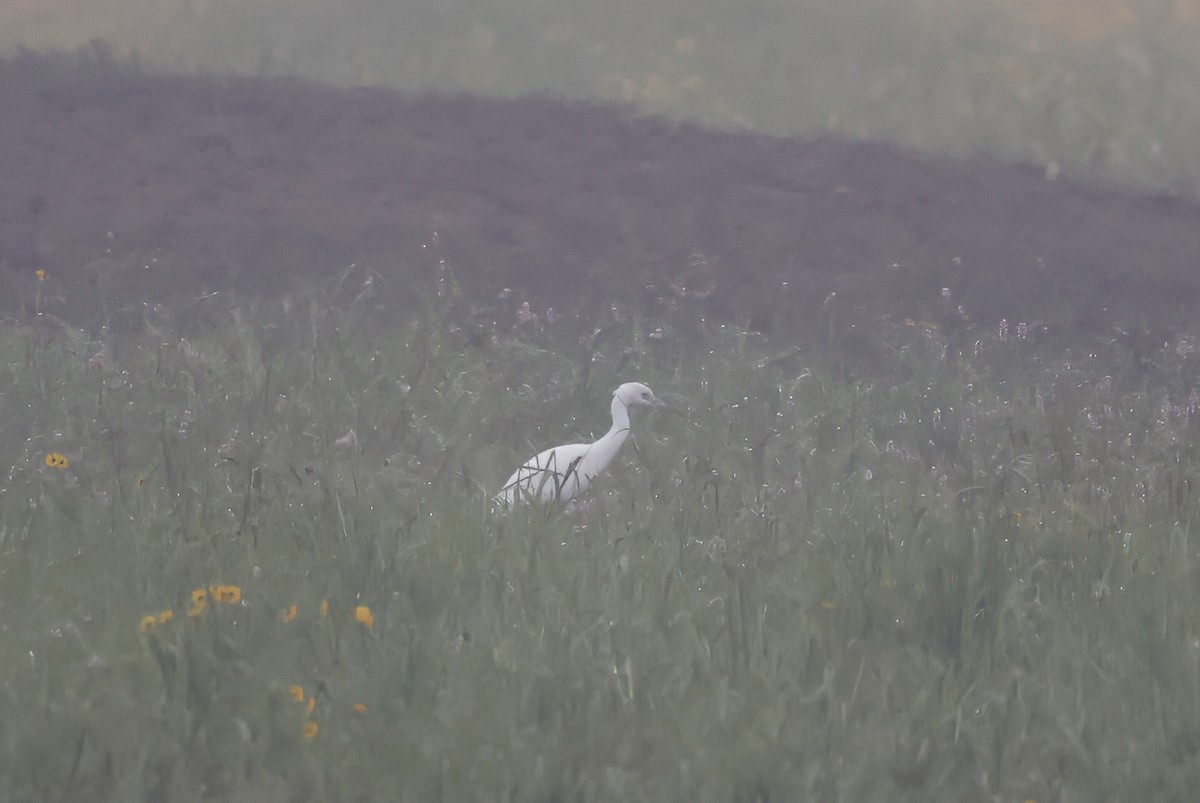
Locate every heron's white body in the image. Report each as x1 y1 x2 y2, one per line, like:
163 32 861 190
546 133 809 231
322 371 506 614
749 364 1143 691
496 382 663 505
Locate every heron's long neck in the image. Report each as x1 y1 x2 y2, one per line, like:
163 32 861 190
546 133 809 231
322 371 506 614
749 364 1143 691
599 395 632 447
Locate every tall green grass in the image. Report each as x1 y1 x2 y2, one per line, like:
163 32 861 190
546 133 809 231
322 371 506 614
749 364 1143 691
1 272 1198 801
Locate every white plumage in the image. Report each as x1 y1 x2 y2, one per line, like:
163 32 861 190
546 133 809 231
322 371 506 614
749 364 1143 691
496 382 665 505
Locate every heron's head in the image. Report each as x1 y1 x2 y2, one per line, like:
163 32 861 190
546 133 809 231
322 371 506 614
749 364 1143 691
615 382 666 409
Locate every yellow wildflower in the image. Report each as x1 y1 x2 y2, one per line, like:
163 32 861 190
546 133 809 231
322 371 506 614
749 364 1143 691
353 702 368 715
283 604 298 622
303 721 319 740
138 615 158 633
306 696 317 715
209 585 241 605
44 453 70 468
289 685 306 703
320 599 329 617
354 605 374 630
187 588 208 618
36 269 46 282
156 609 174 625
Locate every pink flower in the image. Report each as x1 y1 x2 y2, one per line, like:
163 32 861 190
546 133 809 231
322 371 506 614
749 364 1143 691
335 429 358 447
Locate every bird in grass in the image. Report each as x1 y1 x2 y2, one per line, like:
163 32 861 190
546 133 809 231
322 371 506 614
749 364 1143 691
496 382 665 506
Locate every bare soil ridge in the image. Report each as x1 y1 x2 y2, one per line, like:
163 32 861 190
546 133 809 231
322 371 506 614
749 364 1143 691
2 50 1197 337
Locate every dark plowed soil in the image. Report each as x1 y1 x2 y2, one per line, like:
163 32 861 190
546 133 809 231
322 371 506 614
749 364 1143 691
2 50 1197 340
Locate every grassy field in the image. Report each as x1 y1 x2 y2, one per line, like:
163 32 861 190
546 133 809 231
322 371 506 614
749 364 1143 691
2 265 1199 801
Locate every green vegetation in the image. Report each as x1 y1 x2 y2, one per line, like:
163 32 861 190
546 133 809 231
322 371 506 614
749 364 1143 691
2 266 1199 801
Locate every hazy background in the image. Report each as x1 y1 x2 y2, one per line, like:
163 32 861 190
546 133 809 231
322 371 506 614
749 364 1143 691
4 0 1199 197
4 6 1200 799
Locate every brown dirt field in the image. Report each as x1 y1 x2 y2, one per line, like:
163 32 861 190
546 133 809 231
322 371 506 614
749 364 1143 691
2 50 1197 341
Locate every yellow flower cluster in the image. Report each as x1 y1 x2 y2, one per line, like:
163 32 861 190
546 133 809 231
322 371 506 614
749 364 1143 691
140 587 377 740
278 599 373 631
285 602 376 740
290 682 369 740
291 684 319 740
138 609 175 633
210 584 242 605
188 588 207 618
138 584 242 631
290 685 318 714
44 453 70 468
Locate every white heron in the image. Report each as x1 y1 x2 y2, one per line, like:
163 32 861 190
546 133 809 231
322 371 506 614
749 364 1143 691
495 382 665 506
